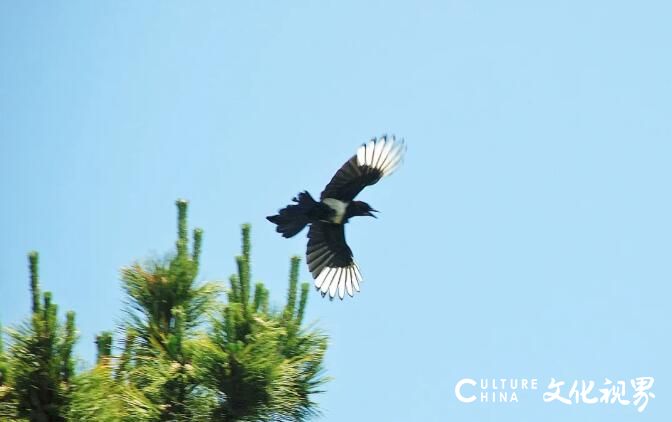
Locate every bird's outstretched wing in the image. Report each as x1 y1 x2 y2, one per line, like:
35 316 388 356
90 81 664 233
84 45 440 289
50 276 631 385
307 222 363 300
320 135 406 201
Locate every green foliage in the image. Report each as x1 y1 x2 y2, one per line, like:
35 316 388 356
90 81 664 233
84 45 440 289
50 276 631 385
3 252 77 422
0 322 18 419
114 199 220 421
198 226 328 421
68 365 142 422
0 324 7 385
95 331 113 365
2 200 329 421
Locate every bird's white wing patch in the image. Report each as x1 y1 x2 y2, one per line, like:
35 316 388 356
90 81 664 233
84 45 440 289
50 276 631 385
371 137 385 167
365 139 375 165
345 275 353 297
329 269 340 298
356 146 366 169
319 268 334 295
356 135 406 179
315 262 363 300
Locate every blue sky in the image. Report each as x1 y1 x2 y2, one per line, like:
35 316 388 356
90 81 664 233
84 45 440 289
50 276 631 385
1 1 671 421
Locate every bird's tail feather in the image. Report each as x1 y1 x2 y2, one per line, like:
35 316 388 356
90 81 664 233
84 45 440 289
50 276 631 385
267 191 316 238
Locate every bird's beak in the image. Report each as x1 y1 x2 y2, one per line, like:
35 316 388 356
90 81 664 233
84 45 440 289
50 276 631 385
367 209 379 218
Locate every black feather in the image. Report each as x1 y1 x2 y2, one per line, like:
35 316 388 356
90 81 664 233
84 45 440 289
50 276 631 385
266 191 316 238
267 135 405 299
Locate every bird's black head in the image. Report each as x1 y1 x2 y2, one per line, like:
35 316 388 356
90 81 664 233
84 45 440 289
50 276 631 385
347 201 378 219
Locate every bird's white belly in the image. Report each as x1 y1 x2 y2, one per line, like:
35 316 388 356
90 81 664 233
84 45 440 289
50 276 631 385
322 198 348 224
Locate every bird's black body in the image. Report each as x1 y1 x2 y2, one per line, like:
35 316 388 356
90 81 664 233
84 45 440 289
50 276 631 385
267 135 406 300
266 192 377 238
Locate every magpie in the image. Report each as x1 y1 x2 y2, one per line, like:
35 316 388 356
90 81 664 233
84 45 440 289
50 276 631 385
267 135 406 300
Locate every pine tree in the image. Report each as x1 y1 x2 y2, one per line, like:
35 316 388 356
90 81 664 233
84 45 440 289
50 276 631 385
5 252 77 422
116 199 220 421
67 330 145 422
0 321 18 419
7 200 328 421
0 323 7 386
199 225 328 421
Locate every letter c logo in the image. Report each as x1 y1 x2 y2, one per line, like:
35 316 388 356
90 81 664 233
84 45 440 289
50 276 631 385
455 378 477 403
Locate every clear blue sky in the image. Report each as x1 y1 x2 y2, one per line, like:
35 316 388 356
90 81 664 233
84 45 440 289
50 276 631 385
1 1 671 421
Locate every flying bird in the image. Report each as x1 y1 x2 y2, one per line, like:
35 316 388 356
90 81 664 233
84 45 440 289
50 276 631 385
267 135 406 300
